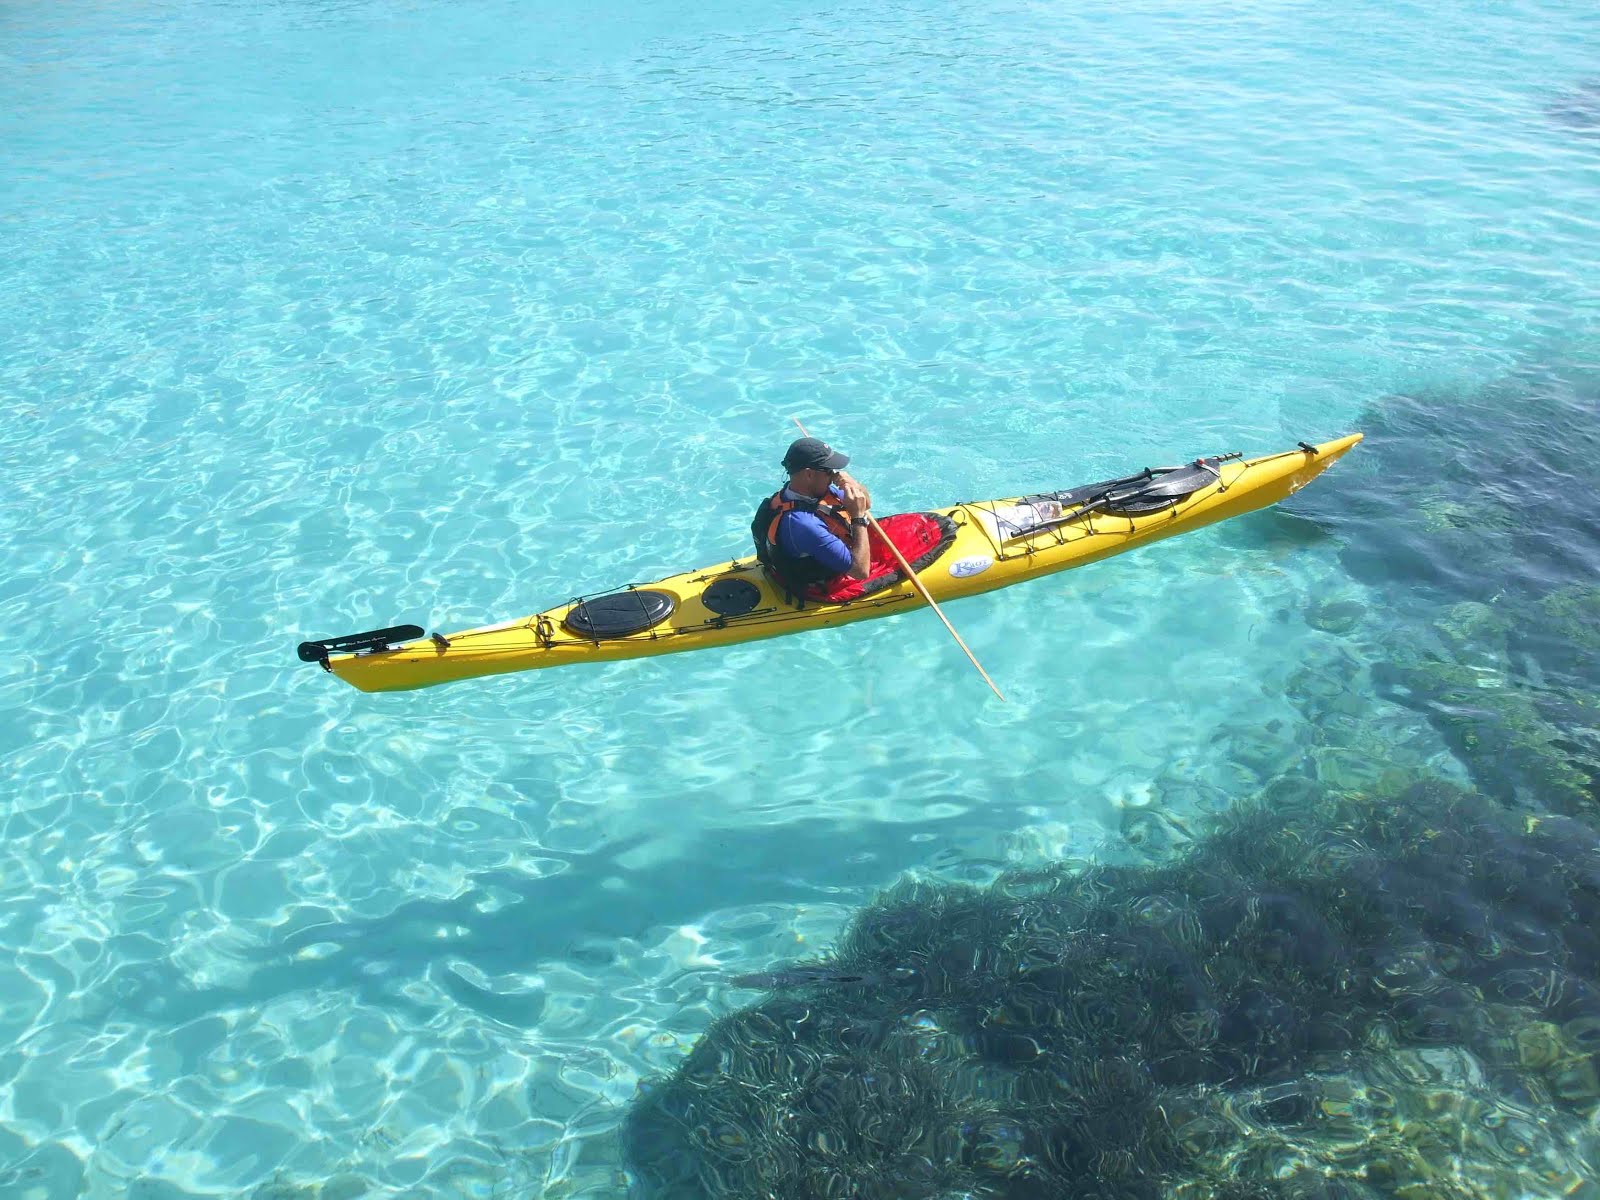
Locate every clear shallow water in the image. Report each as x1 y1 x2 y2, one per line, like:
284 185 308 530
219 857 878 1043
1 0 1597 1196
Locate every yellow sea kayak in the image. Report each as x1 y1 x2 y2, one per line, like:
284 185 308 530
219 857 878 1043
299 434 1361 693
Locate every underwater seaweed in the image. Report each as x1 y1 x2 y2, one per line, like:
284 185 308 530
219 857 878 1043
1326 371 1600 618
624 779 1600 1198
1368 604 1598 814
1293 371 1600 817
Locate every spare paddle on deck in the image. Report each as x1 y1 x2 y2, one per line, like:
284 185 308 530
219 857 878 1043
791 418 1005 702
297 624 425 669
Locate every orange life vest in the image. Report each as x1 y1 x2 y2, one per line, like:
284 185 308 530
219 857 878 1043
761 489 854 549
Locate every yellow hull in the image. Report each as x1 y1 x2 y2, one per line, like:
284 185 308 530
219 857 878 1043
323 435 1361 693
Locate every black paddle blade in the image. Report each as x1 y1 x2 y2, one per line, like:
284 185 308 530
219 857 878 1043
297 624 425 663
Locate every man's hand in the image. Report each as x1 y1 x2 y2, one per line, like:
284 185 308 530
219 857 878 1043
837 472 872 520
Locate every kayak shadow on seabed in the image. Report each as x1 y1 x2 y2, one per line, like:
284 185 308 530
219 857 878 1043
81 816 974 1032
620 367 1600 1200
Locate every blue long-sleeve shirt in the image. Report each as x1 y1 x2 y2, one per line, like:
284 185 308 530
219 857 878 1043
776 485 853 575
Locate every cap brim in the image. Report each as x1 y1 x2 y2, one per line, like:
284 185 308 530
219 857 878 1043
821 450 850 469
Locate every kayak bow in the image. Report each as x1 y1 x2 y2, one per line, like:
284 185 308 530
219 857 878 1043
299 434 1362 693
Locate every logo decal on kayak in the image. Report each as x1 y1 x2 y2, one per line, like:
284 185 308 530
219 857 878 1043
949 555 993 578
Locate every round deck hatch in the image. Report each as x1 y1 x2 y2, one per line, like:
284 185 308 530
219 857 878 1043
702 577 761 617
563 590 676 638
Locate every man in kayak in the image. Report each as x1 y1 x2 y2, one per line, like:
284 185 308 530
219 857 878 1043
751 436 875 603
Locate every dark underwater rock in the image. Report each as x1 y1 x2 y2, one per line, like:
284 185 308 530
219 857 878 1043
1304 597 1366 635
1547 79 1600 133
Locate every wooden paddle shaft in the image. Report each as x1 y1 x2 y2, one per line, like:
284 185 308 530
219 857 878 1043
791 419 1006 702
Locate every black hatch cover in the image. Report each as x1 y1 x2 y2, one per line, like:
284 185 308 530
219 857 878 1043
702 576 762 617
563 590 676 638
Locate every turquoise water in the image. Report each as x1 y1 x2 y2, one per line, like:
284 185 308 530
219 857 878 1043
2 0 1598 1195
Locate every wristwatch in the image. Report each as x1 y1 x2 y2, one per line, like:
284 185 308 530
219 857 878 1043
851 517 869 528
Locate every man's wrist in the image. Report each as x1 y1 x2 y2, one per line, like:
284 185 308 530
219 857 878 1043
850 516 870 528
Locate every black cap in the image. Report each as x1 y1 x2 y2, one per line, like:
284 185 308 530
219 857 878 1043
782 436 849 472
